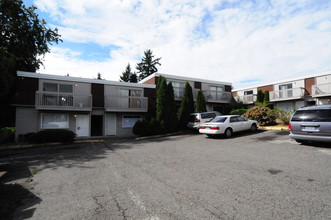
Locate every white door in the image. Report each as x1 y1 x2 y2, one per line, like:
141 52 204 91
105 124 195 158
76 115 89 137
105 114 116 136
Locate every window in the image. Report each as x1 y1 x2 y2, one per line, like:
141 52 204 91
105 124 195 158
119 88 142 97
230 117 239 123
43 82 73 93
279 83 293 98
244 90 253 95
171 81 185 99
291 110 331 122
122 116 141 128
210 86 225 100
41 114 69 129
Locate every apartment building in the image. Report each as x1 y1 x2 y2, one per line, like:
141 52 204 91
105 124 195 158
12 71 155 140
232 72 331 111
140 73 232 113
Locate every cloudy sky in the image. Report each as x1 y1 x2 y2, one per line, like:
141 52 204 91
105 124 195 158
23 0 331 89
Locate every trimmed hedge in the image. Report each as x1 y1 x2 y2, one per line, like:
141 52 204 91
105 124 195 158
28 129 76 144
133 118 162 137
230 108 248 115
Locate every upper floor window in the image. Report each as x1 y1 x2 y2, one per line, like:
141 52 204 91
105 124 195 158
43 82 73 93
119 88 142 97
244 90 253 95
279 83 292 90
209 86 225 100
171 81 185 99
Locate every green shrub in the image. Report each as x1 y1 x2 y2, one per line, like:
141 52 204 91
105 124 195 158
0 127 15 144
230 109 248 115
242 106 276 126
133 119 164 137
28 129 76 144
273 108 294 125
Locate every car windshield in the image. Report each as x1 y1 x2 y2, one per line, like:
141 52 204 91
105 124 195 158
210 117 227 123
291 109 331 122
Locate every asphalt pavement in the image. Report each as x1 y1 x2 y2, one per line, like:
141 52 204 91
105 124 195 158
1 130 330 219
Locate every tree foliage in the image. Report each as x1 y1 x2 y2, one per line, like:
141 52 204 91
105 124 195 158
195 90 207 113
136 49 161 81
179 82 194 128
256 89 264 103
0 0 62 127
119 63 137 83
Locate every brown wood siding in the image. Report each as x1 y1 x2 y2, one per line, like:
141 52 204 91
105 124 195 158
142 76 158 85
194 82 201 89
305 77 315 95
258 85 273 93
144 88 156 118
91 83 104 107
225 85 232 92
12 77 38 105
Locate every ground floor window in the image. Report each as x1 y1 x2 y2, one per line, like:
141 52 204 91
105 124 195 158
122 116 141 128
41 114 69 129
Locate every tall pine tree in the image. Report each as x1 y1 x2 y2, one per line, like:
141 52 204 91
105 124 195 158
136 49 161 81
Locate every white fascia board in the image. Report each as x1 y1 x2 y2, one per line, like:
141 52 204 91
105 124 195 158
139 72 232 86
233 71 331 92
17 71 156 89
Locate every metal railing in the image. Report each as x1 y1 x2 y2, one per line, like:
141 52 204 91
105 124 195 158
234 94 256 104
35 91 92 110
204 91 232 103
312 83 331 97
105 96 148 112
269 87 305 101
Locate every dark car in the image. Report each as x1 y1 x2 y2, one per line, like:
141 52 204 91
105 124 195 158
288 105 331 143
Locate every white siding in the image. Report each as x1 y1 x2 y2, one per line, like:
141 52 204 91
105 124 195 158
274 79 304 91
316 74 331 85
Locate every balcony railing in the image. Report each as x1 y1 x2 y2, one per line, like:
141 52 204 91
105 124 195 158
36 91 92 111
269 87 305 102
105 96 148 112
312 83 331 97
205 91 232 103
234 94 256 104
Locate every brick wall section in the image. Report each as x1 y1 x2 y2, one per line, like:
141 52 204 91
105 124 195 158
142 76 158 85
305 77 315 95
12 77 39 105
258 85 273 93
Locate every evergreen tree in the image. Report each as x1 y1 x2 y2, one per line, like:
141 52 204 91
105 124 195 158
129 72 138 83
256 89 264 103
156 76 167 122
195 90 207 113
119 64 132 82
136 49 161 81
179 82 194 129
264 90 270 103
165 82 177 131
97 72 102 80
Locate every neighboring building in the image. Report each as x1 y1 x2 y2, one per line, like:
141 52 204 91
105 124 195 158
12 71 155 141
232 72 331 111
140 73 232 113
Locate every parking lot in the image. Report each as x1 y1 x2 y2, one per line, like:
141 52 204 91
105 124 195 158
1 130 331 219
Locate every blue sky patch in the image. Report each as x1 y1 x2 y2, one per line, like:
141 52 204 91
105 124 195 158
239 79 261 84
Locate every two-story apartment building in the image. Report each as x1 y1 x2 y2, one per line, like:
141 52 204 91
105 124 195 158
140 73 232 113
12 71 155 141
232 72 331 111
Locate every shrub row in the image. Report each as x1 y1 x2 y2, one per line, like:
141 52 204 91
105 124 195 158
242 106 276 126
0 127 15 144
27 129 76 144
230 108 248 115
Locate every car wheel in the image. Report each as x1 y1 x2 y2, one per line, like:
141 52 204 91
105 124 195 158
224 128 233 138
250 124 257 132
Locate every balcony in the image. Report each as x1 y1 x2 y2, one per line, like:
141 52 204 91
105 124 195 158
35 91 92 111
105 96 148 112
312 83 331 97
234 94 256 104
269 87 306 102
205 91 232 103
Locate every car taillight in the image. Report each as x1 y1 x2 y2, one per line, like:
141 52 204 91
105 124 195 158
199 126 205 129
211 127 219 130
288 123 292 131
195 119 200 122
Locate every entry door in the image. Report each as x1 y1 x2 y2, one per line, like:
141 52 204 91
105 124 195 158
76 115 89 137
105 114 116 136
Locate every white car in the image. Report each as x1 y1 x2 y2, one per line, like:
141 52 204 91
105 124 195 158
187 111 221 130
199 115 258 138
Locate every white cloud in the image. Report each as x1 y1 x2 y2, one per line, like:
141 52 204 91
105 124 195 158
33 0 331 88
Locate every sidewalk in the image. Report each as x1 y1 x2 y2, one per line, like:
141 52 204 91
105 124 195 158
260 124 289 131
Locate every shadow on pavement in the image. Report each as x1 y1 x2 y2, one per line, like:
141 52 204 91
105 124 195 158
0 182 41 220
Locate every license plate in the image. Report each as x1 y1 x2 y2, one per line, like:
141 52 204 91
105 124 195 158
302 126 318 131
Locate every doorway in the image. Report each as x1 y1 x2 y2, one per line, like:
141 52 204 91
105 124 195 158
91 115 103 136
76 115 89 137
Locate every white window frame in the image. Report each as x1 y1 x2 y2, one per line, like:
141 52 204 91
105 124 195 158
122 115 141 128
41 114 70 129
